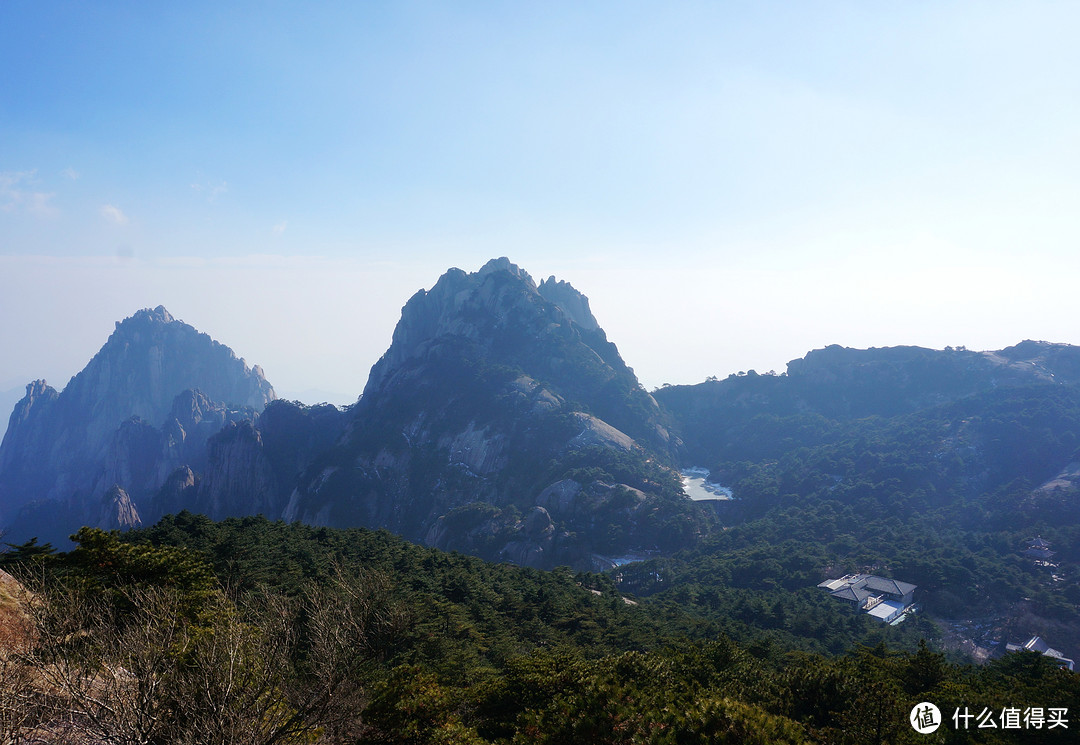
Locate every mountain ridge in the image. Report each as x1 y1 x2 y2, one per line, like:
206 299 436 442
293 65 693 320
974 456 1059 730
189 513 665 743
657 339 1080 465
0 261 704 570
4 264 1080 578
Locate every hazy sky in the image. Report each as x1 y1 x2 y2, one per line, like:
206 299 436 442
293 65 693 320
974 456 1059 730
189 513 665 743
3 2 1080 414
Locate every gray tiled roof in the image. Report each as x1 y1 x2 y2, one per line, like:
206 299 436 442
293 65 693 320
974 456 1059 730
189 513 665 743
862 576 917 596
830 585 873 603
820 573 917 601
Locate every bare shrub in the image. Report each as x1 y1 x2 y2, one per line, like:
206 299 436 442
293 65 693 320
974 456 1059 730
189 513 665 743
1 565 404 744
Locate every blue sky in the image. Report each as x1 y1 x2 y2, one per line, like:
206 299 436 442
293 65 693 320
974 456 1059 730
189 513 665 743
3 2 1080 416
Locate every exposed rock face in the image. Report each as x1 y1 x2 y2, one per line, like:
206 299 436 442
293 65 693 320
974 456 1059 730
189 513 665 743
98 485 141 531
1035 462 1080 494
986 340 1080 385
161 389 254 466
93 418 166 506
1024 461 1080 522
188 398 351 524
154 465 197 517
40 306 273 459
0 307 275 540
220 399 350 524
536 479 582 515
538 275 600 331
287 258 702 570
568 413 635 452
192 420 279 519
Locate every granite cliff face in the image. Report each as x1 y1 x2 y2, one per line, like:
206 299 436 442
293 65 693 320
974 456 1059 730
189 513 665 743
537 275 600 331
0 307 275 541
285 258 700 569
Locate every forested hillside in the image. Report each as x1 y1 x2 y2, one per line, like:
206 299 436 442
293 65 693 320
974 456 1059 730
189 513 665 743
654 344 1080 666
1 515 1077 744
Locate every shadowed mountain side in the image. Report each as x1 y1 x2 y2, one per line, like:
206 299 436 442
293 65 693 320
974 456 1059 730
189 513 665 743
151 400 349 524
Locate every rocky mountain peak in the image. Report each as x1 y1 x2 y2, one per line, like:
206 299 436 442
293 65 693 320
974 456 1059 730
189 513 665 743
23 379 55 400
3 379 57 430
477 256 535 285
99 484 141 531
360 258 666 443
7 380 58 422
278 258 688 570
0 307 276 536
169 388 215 426
989 340 1080 384
363 259 551 398
999 339 1057 359
68 307 275 433
119 305 175 328
0 380 59 478
538 276 600 331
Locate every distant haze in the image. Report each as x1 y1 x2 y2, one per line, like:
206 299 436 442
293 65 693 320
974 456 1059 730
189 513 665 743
4 3 1080 436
